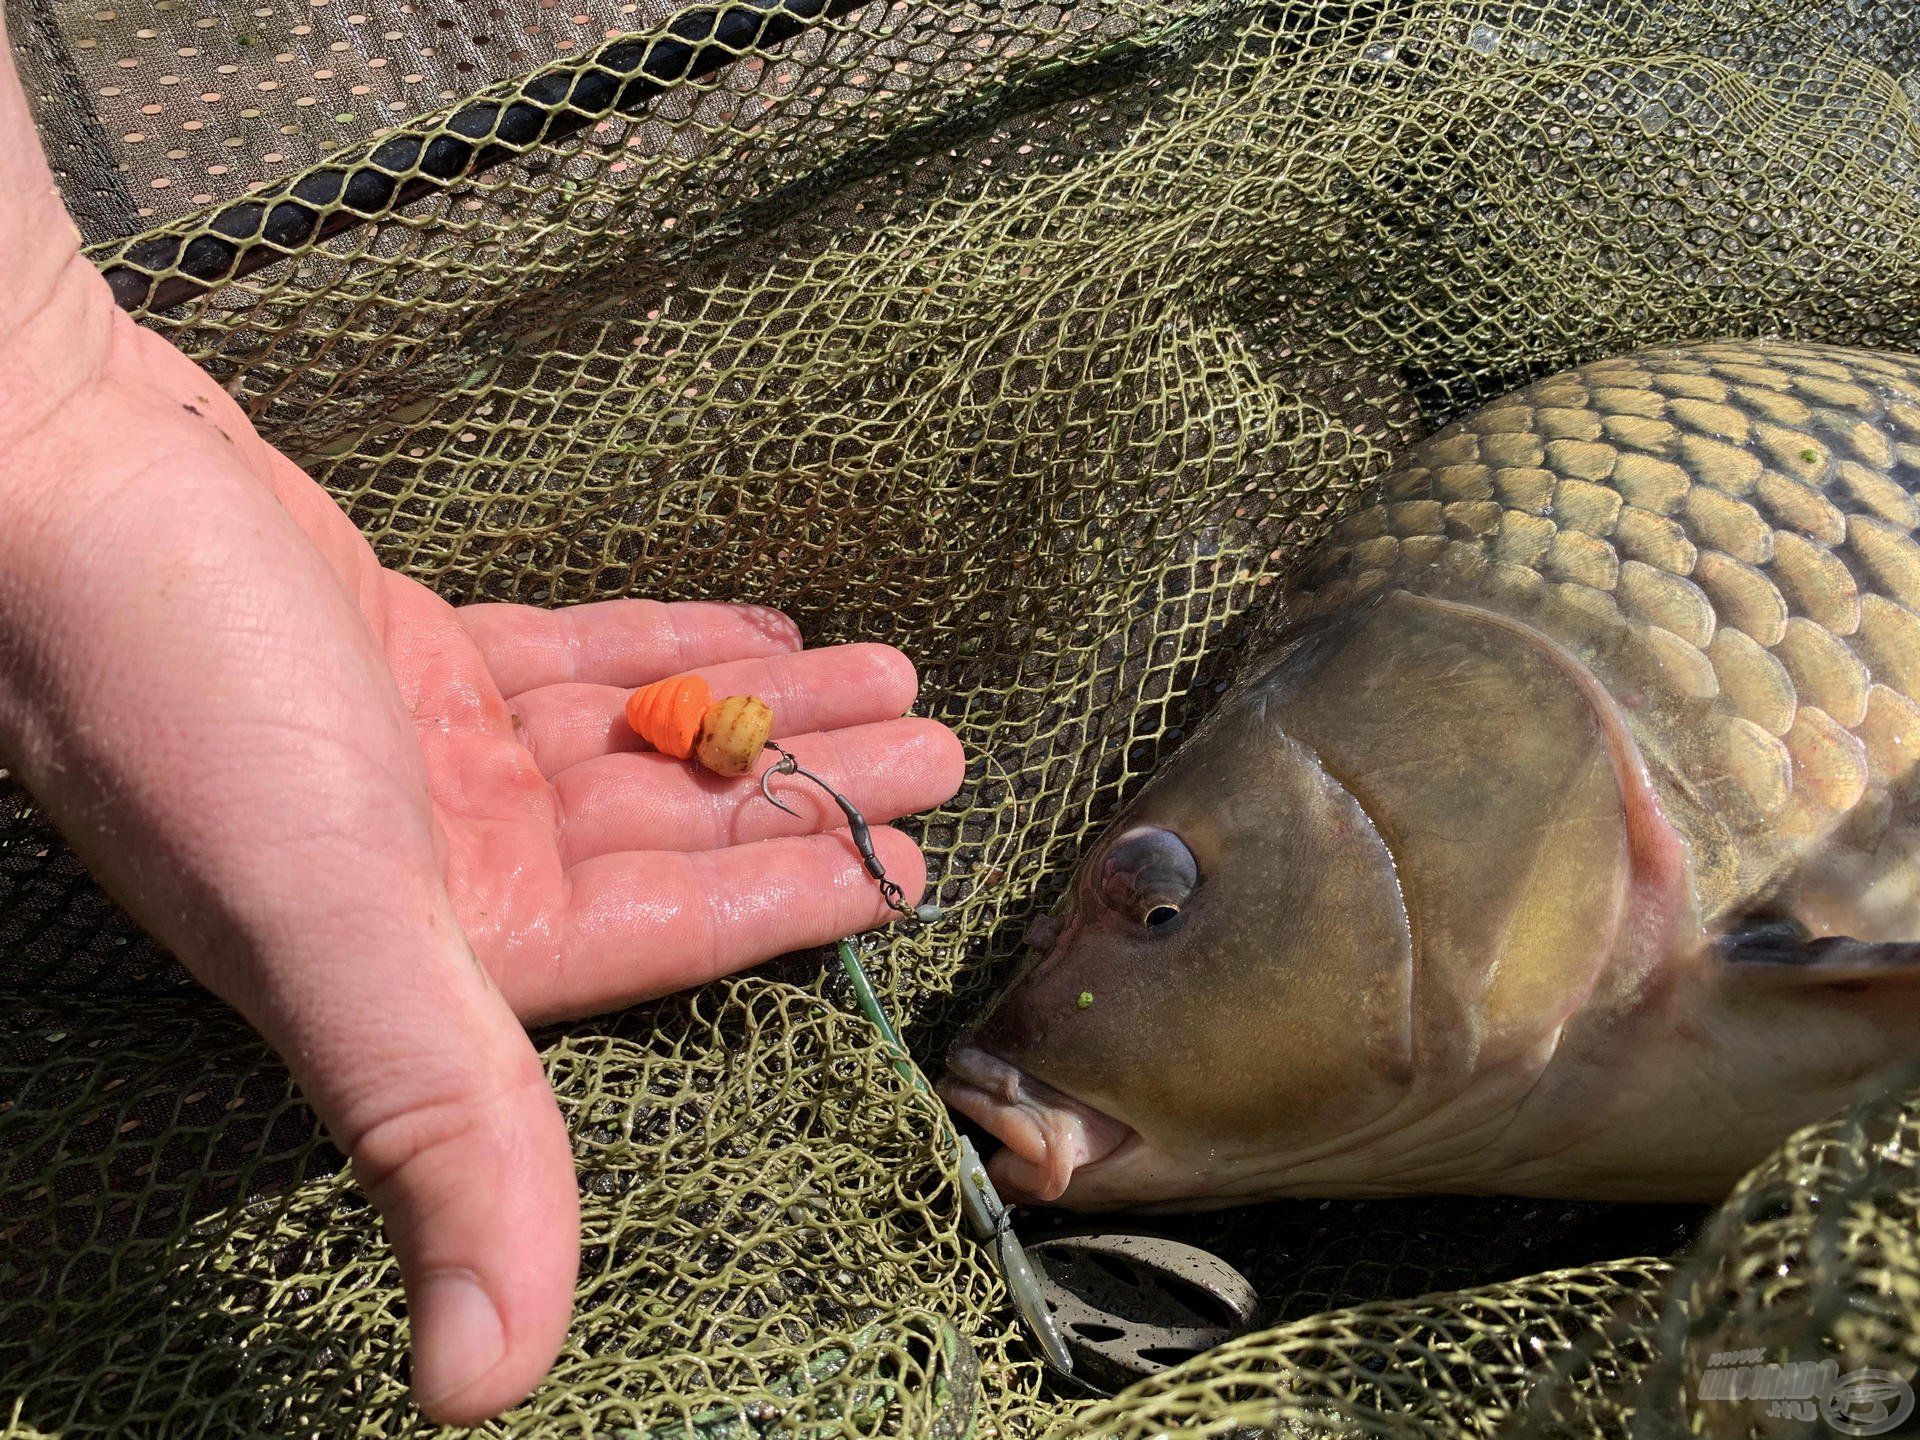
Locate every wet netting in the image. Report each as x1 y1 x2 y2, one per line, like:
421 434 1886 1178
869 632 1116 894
6 0 1920 1435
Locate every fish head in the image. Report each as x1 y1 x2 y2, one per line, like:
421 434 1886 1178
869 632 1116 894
941 590 1702 1209
941 675 1419 1209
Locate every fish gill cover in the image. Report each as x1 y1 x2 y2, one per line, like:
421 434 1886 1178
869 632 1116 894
4 0 1920 1435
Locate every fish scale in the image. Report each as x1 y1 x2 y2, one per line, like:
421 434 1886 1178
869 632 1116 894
1300 340 1920 935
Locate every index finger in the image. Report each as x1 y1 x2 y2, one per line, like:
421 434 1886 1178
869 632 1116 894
459 598 802 698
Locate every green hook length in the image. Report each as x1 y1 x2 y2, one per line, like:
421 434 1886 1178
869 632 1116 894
835 938 1075 1381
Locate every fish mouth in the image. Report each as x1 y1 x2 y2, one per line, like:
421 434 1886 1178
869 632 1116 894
938 1044 1135 1204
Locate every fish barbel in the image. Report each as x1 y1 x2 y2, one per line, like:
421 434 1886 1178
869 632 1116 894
941 339 1920 1210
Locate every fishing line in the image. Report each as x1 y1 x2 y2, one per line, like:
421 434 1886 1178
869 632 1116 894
750 740 1078 1379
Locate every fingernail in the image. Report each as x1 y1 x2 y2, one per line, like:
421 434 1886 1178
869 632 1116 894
410 1269 505 1410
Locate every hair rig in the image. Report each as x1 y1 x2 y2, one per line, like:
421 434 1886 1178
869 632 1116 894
630 678 1066 1377
626 674 941 926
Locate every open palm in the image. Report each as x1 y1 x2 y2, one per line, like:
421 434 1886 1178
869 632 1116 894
0 263 962 1424
376 523 957 1027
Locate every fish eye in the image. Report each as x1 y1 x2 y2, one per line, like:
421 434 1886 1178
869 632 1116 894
1100 826 1198 933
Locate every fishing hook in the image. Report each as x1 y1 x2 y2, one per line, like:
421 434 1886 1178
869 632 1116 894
760 742 936 925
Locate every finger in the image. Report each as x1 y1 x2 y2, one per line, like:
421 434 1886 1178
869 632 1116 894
224 923 578 1425
459 598 802 698
510 643 919 776
344 986 579 1425
508 827 927 1021
551 718 963 863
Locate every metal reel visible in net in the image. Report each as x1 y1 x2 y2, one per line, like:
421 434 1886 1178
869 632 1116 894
6 0 1920 1435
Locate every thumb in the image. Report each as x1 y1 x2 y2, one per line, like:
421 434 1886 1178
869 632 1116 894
260 930 580 1424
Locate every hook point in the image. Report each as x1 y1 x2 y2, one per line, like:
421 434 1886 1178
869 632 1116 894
759 763 804 818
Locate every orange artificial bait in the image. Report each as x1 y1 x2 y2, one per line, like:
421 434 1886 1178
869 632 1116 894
625 674 775 777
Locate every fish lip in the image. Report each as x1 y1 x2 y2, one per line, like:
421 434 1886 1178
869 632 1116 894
938 1044 1135 1205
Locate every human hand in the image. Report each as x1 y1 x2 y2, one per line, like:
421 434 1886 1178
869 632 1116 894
0 44 963 1425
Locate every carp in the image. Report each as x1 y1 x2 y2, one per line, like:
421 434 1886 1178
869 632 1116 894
941 340 1920 1209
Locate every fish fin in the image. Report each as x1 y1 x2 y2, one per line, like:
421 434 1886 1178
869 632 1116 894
1718 917 1920 982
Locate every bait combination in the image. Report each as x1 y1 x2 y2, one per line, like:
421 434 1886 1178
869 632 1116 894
625 671 940 927
625 674 775 777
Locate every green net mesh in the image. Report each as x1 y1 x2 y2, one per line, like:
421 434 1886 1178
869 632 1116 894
8 0 1920 1434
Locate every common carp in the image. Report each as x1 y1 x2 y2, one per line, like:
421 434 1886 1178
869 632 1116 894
941 340 1920 1210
